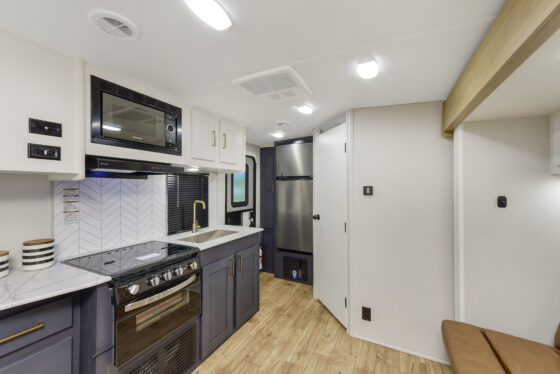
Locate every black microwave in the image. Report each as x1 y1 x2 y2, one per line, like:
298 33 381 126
90 76 182 156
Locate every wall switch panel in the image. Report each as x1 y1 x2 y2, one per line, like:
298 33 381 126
363 186 374 195
29 118 62 137
362 306 372 321
28 143 61 160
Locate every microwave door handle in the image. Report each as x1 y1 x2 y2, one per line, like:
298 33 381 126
124 274 198 313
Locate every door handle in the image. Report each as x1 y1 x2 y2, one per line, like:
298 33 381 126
238 255 243 272
312 214 320 220
231 258 235 277
212 131 216 146
223 134 227 149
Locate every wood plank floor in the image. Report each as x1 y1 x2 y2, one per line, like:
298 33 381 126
194 272 453 374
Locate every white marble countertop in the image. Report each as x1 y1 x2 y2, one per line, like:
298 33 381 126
0 262 111 312
165 224 263 250
0 225 262 312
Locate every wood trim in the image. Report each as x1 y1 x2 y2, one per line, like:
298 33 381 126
442 0 560 135
0 251 8 257
23 238 54 246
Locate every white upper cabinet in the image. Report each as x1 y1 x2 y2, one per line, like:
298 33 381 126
0 29 85 180
190 109 246 171
219 120 244 165
191 108 219 162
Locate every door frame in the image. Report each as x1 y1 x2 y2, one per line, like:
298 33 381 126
312 117 352 331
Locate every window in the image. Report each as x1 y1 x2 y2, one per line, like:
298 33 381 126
167 174 208 235
231 164 249 207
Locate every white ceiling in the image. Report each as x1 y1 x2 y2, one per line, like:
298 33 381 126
467 30 560 123
0 0 505 145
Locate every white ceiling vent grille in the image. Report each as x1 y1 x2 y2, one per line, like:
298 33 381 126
89 10 139 40
232 66 311 102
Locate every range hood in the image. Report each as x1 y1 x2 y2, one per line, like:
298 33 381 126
86 155 184 179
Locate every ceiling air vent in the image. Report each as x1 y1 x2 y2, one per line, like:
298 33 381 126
89 10 139 40
232 66 311 102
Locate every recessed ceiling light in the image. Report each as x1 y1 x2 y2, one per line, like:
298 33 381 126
184 0 232 31
187 166 200 172
357 59 379 79
296 105 314 115
271 131 286 139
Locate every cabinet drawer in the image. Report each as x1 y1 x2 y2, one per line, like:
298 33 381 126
0 297 72 358
0 336 72 374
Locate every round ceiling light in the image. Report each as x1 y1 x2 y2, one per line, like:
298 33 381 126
357 59 379 80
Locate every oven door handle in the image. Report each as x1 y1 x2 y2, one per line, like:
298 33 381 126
124 274 198 313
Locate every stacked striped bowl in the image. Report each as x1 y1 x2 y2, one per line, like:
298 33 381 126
22 239 55 271
0 251 8 278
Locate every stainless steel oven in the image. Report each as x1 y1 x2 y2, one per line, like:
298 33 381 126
115 273 200 367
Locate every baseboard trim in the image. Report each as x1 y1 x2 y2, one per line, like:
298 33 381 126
350 333 450 366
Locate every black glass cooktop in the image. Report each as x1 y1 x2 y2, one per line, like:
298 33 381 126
62 241 199 278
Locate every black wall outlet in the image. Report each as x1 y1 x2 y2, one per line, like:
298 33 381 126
362 306 371 321
497 196 507 208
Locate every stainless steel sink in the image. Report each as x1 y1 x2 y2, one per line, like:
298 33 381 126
179 229 238 243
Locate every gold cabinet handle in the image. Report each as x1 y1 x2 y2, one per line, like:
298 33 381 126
212 131 217 147
239 255 243 271
0 323 44 345
222 134 227 149
230 258 235 277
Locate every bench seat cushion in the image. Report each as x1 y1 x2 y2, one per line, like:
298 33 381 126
442 320 506 374
483 329 560 374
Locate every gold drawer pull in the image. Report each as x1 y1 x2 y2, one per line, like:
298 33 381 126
239 255 243 272
0 323 44 345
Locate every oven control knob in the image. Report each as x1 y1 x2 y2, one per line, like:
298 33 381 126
174 267 184 276
147 276 160 287
127 284 140 296
188 262 198 270
161 270 173 281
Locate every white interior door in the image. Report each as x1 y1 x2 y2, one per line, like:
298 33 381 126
314 123 347 327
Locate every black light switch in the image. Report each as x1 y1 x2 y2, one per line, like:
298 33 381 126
497 196 507 208
28 143 61 160
29 118 62 137
362 306 371 321
363 186 373 195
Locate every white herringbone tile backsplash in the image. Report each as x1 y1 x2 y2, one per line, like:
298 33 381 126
54 175 168 259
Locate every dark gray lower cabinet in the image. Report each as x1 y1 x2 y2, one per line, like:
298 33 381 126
0 336 72 374
0 295 79 374
235 245 259 328
201 255 235 359
201 234 261 360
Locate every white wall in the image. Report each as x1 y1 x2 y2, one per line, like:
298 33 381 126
0 174 53 268
349 102 454 362
455 116 560 346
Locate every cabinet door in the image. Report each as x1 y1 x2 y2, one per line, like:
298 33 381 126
0 336 72 374
219 120 244 165
201 255 234 359
191 109 219 162
235 245 260 329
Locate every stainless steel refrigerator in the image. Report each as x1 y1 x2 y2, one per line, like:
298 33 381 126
276 141 313 253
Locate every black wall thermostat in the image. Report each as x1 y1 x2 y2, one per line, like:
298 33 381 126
363 186 373 196
497 196 507 208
